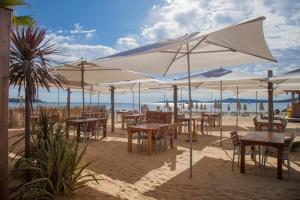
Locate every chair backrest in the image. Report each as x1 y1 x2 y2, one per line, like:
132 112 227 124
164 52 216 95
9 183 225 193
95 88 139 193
280 118 288 129
230 131 240 147
167 123 177 136
157 124 169 138
284 133 295 152
253 117 259 130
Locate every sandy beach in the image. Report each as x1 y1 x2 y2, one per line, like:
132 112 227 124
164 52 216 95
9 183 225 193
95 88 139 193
8 115 300 200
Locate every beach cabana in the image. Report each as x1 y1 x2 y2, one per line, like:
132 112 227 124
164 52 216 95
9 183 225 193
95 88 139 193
92 17 276 177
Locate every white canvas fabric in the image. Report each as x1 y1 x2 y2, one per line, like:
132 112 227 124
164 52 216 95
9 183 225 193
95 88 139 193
270 68 300 84
92 17 276 75
54 61 152 85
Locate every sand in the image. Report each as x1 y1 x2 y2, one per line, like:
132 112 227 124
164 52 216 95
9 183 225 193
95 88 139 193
9 115 300 200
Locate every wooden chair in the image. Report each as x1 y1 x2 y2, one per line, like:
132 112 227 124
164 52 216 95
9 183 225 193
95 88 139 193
274 118 288 133
230 131 257 171
166 123 176 149
263 133 295 179
177 114 188 134
81 120 97 140
153 124 169 152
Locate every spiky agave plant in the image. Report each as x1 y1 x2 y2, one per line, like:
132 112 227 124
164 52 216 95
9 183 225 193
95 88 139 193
10 109 98 199
10 27 66 182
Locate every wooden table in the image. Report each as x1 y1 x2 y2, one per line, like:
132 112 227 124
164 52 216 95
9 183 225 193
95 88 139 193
122 114 143 130
256 120 283 131
66 117 107 142
178 116 204 136
116 110 126 122
127 123 173 155
240 131 284 179
203 113 219 127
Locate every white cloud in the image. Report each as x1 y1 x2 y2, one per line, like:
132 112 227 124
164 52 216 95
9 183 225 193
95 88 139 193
70 23 97 39
140 0 300 50
44 32 118 63
116 37 139 50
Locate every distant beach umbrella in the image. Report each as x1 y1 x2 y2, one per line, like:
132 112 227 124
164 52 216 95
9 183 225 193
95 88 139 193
213 99 218 109
165 100 169 108
183 102 185 109
204 104 207 110
200 102 203 110
196 102 199 110
259 102 264 111
243 104 247 111
237 99 241 111
227 104 231 111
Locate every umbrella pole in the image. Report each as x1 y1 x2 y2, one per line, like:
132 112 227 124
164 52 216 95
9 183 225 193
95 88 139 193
236 86 239 132
163 92 166 112
211 92 213 112
173 85 178 139
268 70 273 132
98 91 100 107
181 87 183 112
255 90 258 118
132 90 134 111
220 81 223 146
81 61 86 143
111 86 115 133
139 82 141 114
90 85 93 111
186 41 193 178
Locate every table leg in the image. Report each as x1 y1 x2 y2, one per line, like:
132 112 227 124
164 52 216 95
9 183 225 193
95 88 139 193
201 118 204 134
170 135 174 149
103 123 107 137
240 141 245 174
193 120 196 135
147 130 152 156
122 117 125 130
277 144 283 179
128 128 132 153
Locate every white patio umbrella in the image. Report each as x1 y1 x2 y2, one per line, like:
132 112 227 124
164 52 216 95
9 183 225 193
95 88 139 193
55 60 151 141
92 17 276 177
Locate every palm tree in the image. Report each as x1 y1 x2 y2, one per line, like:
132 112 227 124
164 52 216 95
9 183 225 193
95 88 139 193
0 0 36 26
10 27 66 182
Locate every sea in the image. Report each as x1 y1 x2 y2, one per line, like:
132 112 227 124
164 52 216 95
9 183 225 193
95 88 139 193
9 102 290 113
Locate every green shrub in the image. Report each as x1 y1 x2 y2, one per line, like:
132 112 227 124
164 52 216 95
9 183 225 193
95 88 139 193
10 109 98 199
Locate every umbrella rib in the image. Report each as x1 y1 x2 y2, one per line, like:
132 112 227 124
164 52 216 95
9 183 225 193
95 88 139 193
205 40 277 62
163 45 183 76
172 37 208 62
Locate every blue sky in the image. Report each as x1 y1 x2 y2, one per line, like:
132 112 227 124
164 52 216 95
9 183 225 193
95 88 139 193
11 0 300 103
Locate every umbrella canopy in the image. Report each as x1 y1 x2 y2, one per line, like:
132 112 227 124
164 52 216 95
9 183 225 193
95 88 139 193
91 17 276 178
195 102 199 110
93 17 275 75
204 104 207 110
270 68 300 84
177 68 267 88
55 60 151 85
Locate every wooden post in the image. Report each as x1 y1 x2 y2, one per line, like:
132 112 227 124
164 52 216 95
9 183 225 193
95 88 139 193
67 88 71 118
173 85 178 139
0 6 12 199
111 86 115 132
268 70 273 132
291 92 294 117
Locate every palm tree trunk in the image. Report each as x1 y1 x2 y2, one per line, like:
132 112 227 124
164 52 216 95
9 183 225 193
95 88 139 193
24 85 32 182
0 6 12 200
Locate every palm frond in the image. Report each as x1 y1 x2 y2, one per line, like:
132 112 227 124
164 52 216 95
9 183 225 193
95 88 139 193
12 15 36 27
